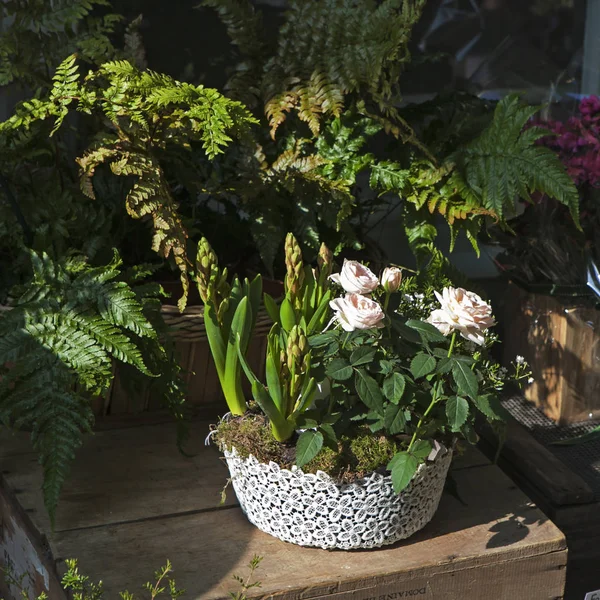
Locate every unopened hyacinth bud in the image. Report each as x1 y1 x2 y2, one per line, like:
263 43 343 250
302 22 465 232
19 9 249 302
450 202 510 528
381 266 403 293
286 326 307 371
196 238 218 304
284 233 305 306
317 243 333 280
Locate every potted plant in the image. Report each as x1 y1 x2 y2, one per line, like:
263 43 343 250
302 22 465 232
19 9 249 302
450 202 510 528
492 96 600 424
200 234 528 549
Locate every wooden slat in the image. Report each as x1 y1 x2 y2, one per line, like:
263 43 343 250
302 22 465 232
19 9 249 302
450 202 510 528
0 421 235 535
49 462 566 600
481 419 594 506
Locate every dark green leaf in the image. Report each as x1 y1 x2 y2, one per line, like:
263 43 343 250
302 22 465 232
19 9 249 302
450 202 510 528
452 360 479 400
411 439 432 459
405 319 447 343
461 422 479 444
319 423 338 451
387 452 419 492
355 368 384 415
325 358 353 381
382 372 406 404
390 319 421 343
473 394 510 422
410 353 436 379
309 332 337 347
435 357 453 373
446 396 469 432
350 347 377 366
384 403 407 434
295 430 324 467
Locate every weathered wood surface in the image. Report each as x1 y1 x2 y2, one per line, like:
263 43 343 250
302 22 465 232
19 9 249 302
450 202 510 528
492 420 594 506
479 417 600 599
0 422 567 600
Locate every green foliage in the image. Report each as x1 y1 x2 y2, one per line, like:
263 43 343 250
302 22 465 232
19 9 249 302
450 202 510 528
203 0 425 140
199 0 428 271
0 55 258 309
371 95 580 260
0 0 122 91
0 251 185 523
305 271 531 493
449 95 580 224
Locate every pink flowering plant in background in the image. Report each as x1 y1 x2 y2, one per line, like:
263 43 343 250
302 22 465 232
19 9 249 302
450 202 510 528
537 96 600 188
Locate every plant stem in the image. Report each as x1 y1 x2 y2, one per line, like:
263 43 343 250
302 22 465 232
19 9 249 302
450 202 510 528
383 292 391 312
341 331 351 349
447 330 457 357
407 331 457 453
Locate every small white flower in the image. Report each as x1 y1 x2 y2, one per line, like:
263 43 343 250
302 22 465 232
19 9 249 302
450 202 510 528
527 377 534 384
498 367 508 378
516 355 525 365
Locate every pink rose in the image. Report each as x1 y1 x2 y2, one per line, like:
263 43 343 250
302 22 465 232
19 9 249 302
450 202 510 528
427 287 495 346
329 260 379 294
329 293 385 332
380 266 402 293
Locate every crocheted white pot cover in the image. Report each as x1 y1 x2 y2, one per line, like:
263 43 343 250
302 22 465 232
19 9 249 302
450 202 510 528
224 446 453 549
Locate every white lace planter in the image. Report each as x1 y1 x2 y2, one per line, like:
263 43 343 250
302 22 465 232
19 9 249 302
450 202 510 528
223 446 452 550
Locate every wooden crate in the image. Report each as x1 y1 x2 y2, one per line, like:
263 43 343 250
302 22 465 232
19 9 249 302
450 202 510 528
503 282 600 424
479 418 600 599
0 421 567 600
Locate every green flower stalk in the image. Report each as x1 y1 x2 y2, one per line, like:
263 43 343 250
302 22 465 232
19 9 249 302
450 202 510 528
196 238 262 416
196 238 219 305
237 323 316 443
284 233 305 310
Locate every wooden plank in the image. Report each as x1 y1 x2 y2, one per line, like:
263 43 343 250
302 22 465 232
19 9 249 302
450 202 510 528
503 283 600 424
0 421 236 535
451 444 491 471
0 478 65 600
482 419 594 506
49 462 566 600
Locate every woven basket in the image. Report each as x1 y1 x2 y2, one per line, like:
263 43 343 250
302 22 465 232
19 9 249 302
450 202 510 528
160 304 273 342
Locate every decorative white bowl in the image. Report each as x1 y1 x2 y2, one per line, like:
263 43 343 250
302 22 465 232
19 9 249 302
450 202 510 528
224 446 452 549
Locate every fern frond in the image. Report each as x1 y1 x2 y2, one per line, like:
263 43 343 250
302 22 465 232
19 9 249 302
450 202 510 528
451 94 580 223
0 252 176 522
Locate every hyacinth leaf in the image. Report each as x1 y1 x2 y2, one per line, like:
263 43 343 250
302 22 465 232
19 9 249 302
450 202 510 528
203 303 226 383
307 290 332 334
246 274 263 331
280 296 296 331
293 377 317 416
263 292 280 324
222 296 252 416
220 277 243 338
265 330 284 413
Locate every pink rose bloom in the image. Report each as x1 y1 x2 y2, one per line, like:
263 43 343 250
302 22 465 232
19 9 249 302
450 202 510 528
329 260 379 294
329 293 385 332
427 287 495 346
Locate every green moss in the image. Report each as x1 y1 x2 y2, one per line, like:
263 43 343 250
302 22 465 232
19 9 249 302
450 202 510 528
215 415 403 482
214 414 285 465
304 432 401 481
